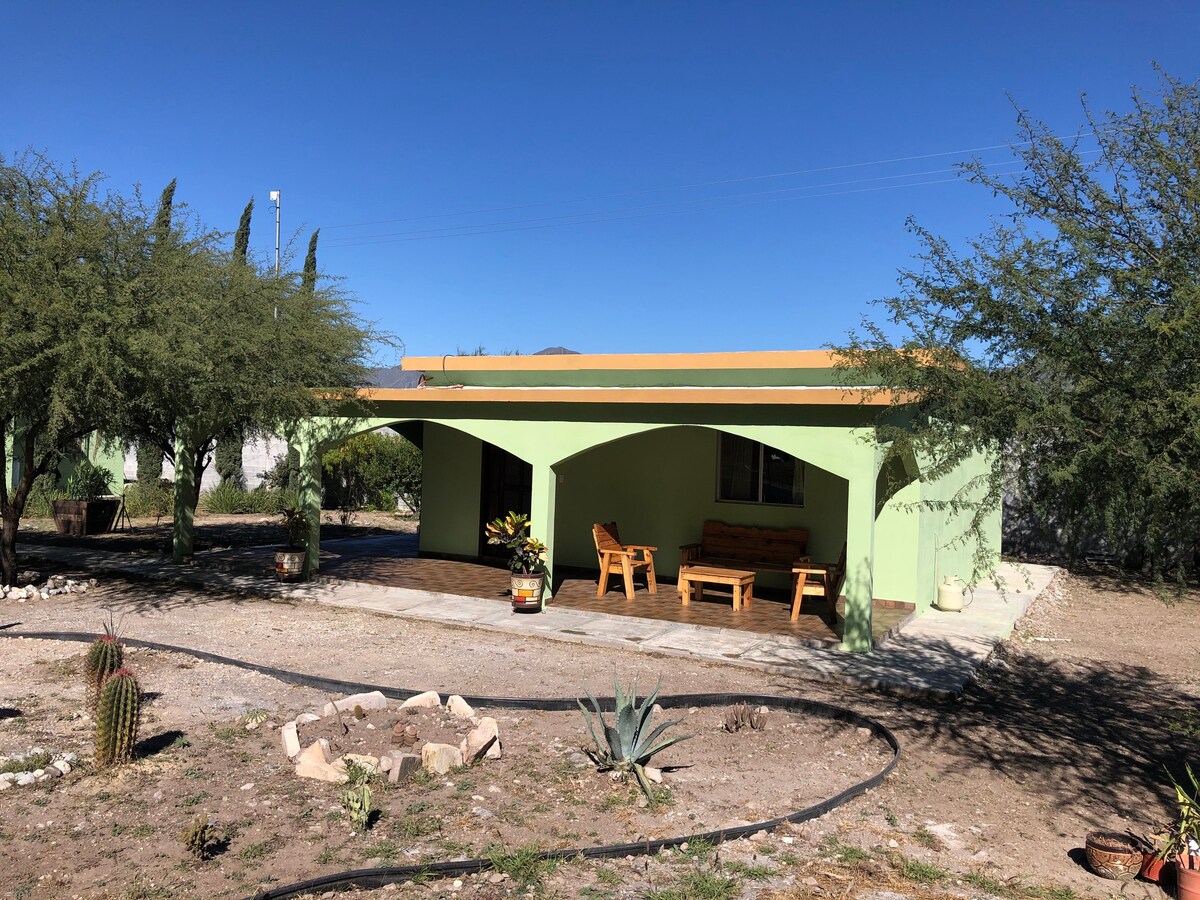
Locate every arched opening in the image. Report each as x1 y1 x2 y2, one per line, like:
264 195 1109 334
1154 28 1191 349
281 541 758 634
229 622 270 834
550 425 848 602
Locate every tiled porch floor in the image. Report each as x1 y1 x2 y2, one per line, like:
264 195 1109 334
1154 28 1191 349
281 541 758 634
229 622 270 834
304 537 910 646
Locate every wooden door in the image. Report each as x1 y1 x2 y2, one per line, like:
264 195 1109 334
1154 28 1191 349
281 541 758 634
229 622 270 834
479 443 533 558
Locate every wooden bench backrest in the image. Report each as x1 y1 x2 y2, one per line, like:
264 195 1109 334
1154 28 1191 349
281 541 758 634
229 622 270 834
593 522 624 554
700 520 808 565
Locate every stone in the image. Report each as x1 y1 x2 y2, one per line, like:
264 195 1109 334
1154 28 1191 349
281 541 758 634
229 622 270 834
379 753 394 773
0 780 10 792
463 717 500 764
0 773 15 784
447 695 475 719
388 753 421 783
400 690 441 711
924 823 966 853
643 766 663 784
321 690 389 719
336 754 380 774
421 742 463 775
568 752 589 768
294 739 348 783
296 712 321 724
42 765 62 779
281 721 301 758
240 782 255 791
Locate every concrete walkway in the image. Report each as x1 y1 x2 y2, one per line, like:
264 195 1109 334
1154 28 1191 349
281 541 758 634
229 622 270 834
22 541 1057 700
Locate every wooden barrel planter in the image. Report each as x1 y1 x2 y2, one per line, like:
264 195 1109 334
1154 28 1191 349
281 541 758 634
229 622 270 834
52 499 120 537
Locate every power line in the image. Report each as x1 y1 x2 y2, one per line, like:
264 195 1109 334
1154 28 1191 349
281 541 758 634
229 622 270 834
322 156 1075 248
324 148 1107 249
323 132 1098 233
324 169 1034 249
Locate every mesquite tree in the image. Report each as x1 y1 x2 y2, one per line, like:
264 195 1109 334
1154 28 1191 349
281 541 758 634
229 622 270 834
836 72 1200 581
0 153 146 585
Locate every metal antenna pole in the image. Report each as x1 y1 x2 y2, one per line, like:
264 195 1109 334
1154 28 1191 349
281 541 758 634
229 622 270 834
270 190 281 318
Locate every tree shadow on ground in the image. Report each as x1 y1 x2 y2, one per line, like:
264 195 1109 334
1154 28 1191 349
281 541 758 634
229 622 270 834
786 636 1200 828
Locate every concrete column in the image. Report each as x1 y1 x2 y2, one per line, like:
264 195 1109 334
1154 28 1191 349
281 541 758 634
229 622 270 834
171 425 195 563
529 462 557 607
295 435 323 578
842 457 880 653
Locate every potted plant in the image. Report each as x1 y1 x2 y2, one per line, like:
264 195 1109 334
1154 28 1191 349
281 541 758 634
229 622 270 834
52 460 120 536
484 512 548 611
1167 763 1200 899
275 507 308 582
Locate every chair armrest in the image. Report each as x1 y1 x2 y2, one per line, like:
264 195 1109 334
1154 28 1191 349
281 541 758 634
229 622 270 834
680 543 701 551
793 565 828 577
624 544 657 552
600 549 634 561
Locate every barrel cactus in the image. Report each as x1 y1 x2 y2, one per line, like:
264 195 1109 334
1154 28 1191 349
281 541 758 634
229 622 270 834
84 622 124 712
95 668 141 767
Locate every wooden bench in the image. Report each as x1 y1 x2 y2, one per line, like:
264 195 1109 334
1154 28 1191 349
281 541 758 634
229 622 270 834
679 520 809 589
678 564 755 611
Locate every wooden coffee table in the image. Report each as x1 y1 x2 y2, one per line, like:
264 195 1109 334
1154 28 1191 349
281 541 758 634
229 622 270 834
677 564 755 611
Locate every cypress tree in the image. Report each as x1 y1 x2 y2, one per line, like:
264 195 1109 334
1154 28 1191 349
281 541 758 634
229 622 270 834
302 229 319 294
215 198 255 489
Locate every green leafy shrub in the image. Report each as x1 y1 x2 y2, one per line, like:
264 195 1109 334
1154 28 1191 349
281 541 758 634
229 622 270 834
199 482 250 514
198 483 295 515
22 474 63 518
65 459 114 501
341 760 374 832
578 679 687 797
123 479 173 518
321 431 421 514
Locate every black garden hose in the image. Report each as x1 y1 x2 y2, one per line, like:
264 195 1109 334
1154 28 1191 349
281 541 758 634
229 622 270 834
0 630 901 899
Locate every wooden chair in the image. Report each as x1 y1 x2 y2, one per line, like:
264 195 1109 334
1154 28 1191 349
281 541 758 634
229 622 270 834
593 522 657 600
791 543 846 625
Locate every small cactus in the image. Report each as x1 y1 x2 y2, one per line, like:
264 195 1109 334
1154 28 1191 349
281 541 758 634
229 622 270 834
95 668 141 766
180 814 221 860
722 703 767 733
84 620 124 712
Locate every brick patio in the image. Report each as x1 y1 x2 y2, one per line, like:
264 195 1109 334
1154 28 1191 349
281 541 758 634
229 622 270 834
308 536 912 646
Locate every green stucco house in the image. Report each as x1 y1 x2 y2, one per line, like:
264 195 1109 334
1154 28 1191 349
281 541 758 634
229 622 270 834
291 350 1000 652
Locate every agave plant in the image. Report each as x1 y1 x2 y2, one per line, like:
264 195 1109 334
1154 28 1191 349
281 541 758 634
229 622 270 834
578 679 687 797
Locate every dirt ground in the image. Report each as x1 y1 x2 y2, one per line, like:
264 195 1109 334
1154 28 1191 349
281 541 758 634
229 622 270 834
16 510 417 557
1 553 1198 899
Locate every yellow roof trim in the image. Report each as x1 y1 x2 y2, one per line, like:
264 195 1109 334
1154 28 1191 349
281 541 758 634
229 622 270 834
400 350 840 372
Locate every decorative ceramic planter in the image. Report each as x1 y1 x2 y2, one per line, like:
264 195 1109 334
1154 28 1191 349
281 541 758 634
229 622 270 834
510 573 545 611
1084 831 1142 881
274 549 306 583
52 498 120 536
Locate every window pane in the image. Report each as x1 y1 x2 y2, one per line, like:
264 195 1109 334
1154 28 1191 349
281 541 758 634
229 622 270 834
718 434 760 502
762 446 804 506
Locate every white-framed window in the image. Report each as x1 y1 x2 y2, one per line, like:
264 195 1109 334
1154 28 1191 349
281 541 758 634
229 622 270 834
716 434 804 507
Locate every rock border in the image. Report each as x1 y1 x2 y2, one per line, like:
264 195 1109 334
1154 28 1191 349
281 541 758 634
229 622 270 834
283 691 503 785
0 749 79 789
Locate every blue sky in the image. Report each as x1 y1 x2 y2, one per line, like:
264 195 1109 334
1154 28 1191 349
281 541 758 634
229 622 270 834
5 2 1198 359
